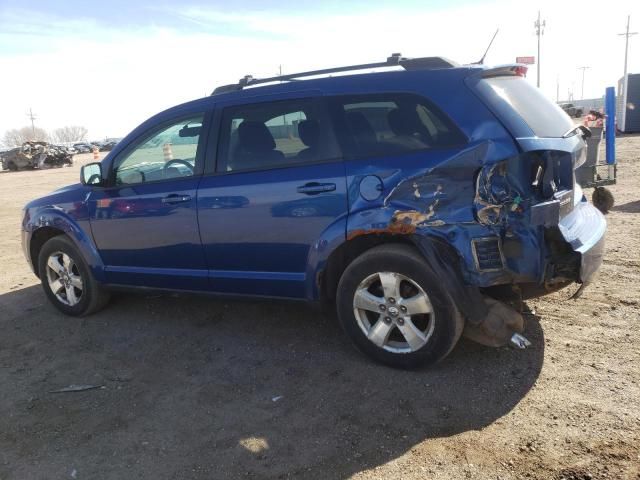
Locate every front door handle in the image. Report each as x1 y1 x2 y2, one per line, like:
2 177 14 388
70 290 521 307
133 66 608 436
162 194 192 204
296 182 336 195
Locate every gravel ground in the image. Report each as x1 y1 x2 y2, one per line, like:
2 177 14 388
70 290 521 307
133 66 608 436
0 141 638 480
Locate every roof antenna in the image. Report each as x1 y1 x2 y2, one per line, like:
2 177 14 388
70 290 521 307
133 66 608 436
474 28 499 64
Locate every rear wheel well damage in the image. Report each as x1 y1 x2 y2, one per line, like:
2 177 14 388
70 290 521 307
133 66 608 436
319 233 488 324
319 234 415 305
30 227 65 278
320 233 527 348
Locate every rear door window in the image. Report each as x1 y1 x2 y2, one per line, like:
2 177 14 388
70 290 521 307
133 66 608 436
328 93 466 158
217 98 340 172
479 76 574 138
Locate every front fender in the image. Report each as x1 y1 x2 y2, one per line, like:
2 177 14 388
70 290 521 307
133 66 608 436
24 207 106 282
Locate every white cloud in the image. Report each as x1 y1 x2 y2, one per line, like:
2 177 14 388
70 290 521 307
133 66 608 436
1 0 638 141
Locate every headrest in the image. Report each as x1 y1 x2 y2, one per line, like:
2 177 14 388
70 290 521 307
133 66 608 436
345 111 377 145
237 121 276 152
298 119 320 147
387 108 421 136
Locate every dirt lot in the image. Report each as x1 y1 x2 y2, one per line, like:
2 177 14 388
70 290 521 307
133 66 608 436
1 142 639 480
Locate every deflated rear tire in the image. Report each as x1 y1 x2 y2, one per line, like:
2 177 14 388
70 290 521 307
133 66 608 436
336 244 464 369
38 235 110 316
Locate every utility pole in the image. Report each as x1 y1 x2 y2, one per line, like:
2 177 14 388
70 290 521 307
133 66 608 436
26 107 37 139
556 75 560 102
578 66 590 99
618 15 637 130
534 11 545 88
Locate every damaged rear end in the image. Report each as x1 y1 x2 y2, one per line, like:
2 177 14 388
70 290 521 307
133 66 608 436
341 65 606 351
468 66 606 298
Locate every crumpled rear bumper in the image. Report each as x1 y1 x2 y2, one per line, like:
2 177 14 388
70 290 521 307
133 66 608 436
558 199 606 283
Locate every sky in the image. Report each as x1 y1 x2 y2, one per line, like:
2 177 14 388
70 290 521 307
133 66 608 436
0 0 639 143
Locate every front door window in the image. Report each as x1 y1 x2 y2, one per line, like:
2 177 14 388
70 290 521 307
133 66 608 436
114 116 203 185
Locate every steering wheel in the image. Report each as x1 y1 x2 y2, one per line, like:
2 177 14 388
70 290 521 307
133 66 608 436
86 174 102 185
164 159 194 175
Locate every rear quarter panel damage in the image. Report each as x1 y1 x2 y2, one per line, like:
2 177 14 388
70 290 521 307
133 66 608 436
344 137 546 291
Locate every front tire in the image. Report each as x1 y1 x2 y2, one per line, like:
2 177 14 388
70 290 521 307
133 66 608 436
336 244 463 369
38 235 110 316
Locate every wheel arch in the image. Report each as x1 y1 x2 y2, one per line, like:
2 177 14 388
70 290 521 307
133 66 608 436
30 226 66 278
318 232 428 304
26 209 105 281
318 231 488 325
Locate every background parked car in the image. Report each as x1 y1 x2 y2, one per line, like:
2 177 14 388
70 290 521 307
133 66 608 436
99 141 118 151
558 102 584 118
73 143 93 153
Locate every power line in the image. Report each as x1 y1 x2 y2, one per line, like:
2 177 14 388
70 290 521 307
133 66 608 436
618 15 637 128
534 11 545 88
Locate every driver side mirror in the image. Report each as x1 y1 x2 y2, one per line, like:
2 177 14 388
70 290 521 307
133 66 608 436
81 162 103 186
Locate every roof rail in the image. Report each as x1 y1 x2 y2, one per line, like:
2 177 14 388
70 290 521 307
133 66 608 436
211 53 458 95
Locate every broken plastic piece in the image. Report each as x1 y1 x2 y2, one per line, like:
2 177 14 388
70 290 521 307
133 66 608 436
510 333 532 349
462 296 524 347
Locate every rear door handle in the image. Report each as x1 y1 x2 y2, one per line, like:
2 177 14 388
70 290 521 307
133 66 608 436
296 182 336 195
162 194 192 204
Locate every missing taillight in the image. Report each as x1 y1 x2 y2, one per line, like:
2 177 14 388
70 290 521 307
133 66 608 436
513 66 528 77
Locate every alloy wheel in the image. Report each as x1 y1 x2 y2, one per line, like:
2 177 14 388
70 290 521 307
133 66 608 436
352 271 435 353
45 251 84 306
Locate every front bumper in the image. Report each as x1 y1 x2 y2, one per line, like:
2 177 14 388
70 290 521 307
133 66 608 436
558 199 606 283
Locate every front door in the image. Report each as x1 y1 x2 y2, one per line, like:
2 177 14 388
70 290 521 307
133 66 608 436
197 96 348 298
88 113 209 290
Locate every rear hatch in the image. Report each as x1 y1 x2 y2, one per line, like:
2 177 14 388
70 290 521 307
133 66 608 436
478 74 575 138
468 68 588 224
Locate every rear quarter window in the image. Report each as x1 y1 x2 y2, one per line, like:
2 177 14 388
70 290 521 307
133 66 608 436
479 76 574 138
328 93 466 159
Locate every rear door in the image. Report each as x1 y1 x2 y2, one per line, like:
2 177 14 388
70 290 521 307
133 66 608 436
197 95 348 298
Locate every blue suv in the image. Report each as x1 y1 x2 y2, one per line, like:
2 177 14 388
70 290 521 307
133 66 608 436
22 54 606 368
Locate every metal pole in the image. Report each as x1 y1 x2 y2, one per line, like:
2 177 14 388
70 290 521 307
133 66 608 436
556 75 560 102
605 86 616 166
27 107 37 139
578 66 590 100
618 15 638 131
534 11 545 88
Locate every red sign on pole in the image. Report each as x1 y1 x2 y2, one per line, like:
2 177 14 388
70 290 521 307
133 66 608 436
516 56 535 65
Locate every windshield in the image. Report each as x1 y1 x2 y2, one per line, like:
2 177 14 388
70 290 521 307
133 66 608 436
480 76 574 138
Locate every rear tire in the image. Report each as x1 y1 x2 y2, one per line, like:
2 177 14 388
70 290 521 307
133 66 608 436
38 235 110 316
592 187 614 214
336 244 464 369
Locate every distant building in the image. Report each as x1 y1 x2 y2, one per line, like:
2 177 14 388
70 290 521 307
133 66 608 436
617 73 640 133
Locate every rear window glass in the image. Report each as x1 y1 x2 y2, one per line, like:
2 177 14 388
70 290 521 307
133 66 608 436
328 93 466 159
480 76 574 138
